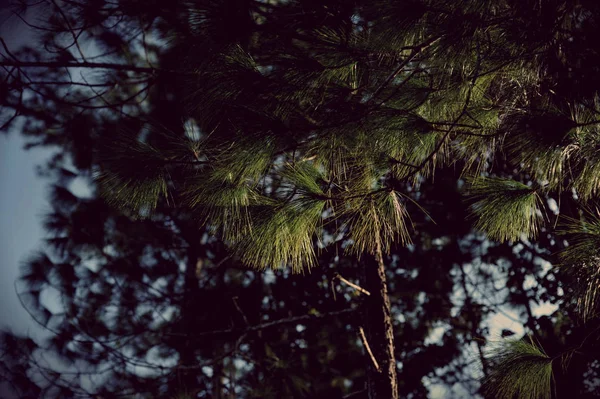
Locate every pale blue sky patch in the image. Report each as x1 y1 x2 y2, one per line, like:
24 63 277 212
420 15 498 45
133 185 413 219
0 133 53 336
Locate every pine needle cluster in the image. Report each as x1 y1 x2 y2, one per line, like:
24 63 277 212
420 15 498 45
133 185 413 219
481 338 553 399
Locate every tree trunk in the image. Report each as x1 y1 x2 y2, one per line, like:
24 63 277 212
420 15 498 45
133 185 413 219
362 243 398 399
176 244 201 395
212 357 223 399
458 263 488 376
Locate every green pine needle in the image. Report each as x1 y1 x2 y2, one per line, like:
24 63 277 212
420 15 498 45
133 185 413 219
558 211 600 319
346 190 412 255
573 160 600 200
234 197 326 272
280 162 327 198
468 177 542 242
188 181 264 242
481 338 553 399
95 137 170 215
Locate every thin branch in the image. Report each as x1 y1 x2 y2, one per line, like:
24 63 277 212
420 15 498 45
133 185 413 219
367 36 442 104
358 326 381 372
182 307 357 338
376 67 423 106
0 38 19 61
343 389 367 398
50 0 87 61
232 296 250 326
11 11 59 32
0 83 23 130
0 60 160 74
334 272 371 296
21 78 151 87
0 108 20 131
248 307 356 332
402 38 483 181
389 156 419 169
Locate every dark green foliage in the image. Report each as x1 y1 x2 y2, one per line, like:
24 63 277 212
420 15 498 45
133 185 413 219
3 0 600 398
469 177 542 242
481 338 553 399
558 210 600 319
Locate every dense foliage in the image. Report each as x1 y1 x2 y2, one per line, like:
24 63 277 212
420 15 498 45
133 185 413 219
2 0 600 398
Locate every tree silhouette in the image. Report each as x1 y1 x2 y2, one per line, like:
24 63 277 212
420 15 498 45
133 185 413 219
2 0 600 398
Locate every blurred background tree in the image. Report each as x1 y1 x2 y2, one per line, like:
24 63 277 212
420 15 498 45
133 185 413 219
2 0 600 398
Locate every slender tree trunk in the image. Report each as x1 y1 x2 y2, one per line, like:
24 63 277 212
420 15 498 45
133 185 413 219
176 244 201 395
362 239 398 399
458 263 488 376
212 357 223 399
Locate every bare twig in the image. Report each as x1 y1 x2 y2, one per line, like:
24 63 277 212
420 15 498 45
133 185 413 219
50 0 87 61
175 307 357 339
358 326 380 372
0 38 19 61
367 36 442 104
343 389 367 398
333 272 371 296
0 60 158 74
232 296 250 326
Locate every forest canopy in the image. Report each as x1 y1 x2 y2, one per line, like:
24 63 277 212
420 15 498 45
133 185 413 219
1 0 600 398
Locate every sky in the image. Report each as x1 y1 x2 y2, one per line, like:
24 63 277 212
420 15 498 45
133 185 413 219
0 132 52 336
0 4 51 338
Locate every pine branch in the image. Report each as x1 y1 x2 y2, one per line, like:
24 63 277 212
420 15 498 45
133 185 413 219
482 338 553 399
468 177 542 242
367 35 442 104
403 38 483 181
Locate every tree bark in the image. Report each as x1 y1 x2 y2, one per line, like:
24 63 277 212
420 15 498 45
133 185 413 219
362 241 398 399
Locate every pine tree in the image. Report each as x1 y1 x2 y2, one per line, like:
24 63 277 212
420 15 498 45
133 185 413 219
4 0 600 398
91 2 600 397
